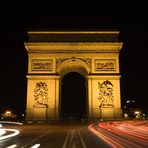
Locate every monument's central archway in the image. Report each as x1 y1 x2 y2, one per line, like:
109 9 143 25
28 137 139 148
25 31 123 121
61 72 86 121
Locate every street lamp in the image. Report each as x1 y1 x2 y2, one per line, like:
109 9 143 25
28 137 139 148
5 111 11 116
1 110 16 121
134 111 140 114
134 111 141 119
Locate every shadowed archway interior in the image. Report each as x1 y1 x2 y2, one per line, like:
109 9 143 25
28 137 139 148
61 72 87 121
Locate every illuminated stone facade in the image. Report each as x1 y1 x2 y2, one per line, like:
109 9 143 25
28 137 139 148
24 31 123 121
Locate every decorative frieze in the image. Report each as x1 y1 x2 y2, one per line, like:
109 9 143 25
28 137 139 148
56 58 67 68
95 59 116 71
82 58 92 69
56 57 91 69
31 59 53 71
25 42 123 53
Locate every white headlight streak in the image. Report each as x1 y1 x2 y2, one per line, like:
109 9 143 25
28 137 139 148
0 128 20 141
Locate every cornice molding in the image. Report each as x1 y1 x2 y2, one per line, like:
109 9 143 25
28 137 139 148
25 42 123 53
28 31 120 34
87 75 121 79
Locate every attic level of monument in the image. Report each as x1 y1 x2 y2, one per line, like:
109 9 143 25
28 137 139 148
27 31 120 42
24 31 123 121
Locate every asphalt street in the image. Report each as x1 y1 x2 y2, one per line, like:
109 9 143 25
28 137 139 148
0 122 111 148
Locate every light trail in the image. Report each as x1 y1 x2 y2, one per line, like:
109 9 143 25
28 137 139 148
0 121 23 125
0 128 20 141
88 120 148 148
6 144 17 148
31 144 40 148
0 121 21 143
0 129 6 136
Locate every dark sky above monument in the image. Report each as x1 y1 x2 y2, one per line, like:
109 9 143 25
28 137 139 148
0 1 148 114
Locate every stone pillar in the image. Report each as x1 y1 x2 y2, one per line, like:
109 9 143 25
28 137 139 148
87 75 121 120
55 76 60 120
26 75 60 121
88 76 93 120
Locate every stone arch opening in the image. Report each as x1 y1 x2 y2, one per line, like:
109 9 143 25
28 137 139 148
61 72 87 121
57 58 90 78
58 59 89 121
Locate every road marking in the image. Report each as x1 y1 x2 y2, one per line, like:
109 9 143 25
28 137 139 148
78 131 87 148
21 130 51 148
62 130 71 148
62 129 87 148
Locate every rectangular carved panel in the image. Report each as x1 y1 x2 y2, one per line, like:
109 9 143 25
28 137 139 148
31 59 53 71
95 59 116 71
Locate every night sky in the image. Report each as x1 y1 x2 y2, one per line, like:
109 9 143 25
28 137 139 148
0 2 148 115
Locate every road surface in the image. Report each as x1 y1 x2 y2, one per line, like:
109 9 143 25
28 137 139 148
0 122 110 148
1 120 148 148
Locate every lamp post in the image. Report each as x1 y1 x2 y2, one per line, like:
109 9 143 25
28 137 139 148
134 111 141 119
2 110 16 121
5 111 11 116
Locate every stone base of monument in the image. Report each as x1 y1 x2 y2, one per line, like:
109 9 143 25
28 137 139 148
101 107 114 119
100 107 121 120
33 107 47 121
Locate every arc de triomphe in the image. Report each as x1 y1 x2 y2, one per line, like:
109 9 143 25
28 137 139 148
24 31 123 121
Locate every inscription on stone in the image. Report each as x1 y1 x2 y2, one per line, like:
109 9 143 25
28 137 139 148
95 59 116 71
31 59 53 71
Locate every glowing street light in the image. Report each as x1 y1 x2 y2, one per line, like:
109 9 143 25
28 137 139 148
134 111 141 119
134 111 140 114
1 110 17 121
5 111 11 116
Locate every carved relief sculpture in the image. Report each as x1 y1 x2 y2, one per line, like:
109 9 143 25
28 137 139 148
31 59 53 71
97 80 114 107
56 58 91 69
34 82 49 107
95 59 116 71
